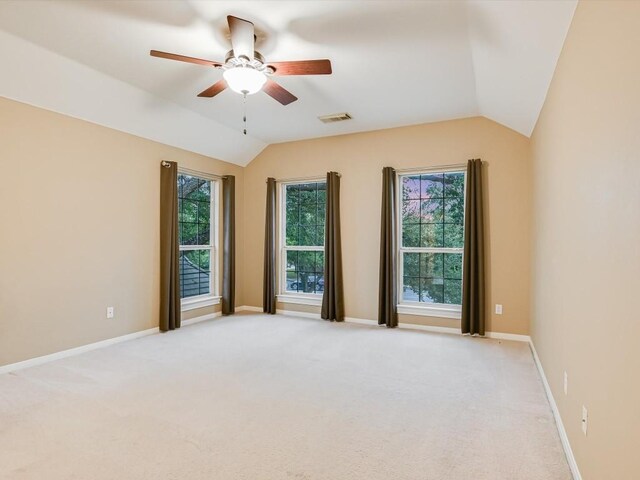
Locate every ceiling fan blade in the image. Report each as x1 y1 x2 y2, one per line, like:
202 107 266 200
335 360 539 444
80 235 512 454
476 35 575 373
197 80 227 98
268 59 332 76
263 79 298 105
150 50 222 67
227 15 255 61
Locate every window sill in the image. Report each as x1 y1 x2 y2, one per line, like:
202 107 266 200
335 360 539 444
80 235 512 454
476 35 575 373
277 294 323 307
181 295 221 312
397 303 461 319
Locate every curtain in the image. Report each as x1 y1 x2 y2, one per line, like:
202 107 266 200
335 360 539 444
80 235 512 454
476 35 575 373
263 178 277 314
160 161 180 331
222 175 236 315
321 172 345 322
378 167 398 328
462 159 486 335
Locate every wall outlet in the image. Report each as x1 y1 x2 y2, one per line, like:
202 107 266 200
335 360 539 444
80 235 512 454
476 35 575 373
495 304 503 315
582 406 588 435
106 306 114 319
563 371 568 395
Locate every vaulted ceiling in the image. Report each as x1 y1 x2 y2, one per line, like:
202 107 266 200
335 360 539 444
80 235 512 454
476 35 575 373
0 0 576 166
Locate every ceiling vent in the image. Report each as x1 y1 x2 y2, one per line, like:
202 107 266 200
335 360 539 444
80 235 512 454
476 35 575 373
318 112 352 124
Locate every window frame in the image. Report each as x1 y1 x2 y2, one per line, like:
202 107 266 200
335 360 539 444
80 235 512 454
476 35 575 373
178 171 221 312
396 167 467 319
277 178 326 306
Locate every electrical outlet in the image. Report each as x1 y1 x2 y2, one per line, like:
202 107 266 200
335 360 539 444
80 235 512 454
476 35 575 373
582 406 588 435
564 371 568 395
106 306 114 319
495 304 503 315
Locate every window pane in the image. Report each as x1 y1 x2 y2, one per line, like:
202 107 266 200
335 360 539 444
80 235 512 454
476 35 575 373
420 174 444 199
420 199 444 223
286 223 298 247
403 252 420 277
181 199 197 223
299 202 317 225
402 199 421 224
444 172 464 198
444 253 463 280
180 249 211 299
286 270 298 292
420 223 444 248
403 277 420 302
180 221 198 245
315 251 325 273
403 224 420 248
299 226 317 246
317 183 326 205
444 279 462 305
285 249 323 294
421 278 444 303
298 250 315 272
316 225 325 246
197 222 210 245
402 175 421 200
420 253 444 279
299 183 316 204
444 196 464 224
285 182 325 248
443 223 464 248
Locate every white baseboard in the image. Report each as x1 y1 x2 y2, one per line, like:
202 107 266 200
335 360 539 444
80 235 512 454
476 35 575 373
529 341 582 480
0 312 221 375
181 312 220 326
274 310 530 342
237 305 263 312
0 326 159 375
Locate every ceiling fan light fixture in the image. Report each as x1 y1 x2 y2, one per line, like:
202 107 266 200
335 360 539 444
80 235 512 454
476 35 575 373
223 66 266 95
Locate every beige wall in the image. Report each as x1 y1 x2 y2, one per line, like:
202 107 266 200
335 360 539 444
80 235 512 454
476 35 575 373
530 1 640 479
243 117 532 334
0 97 244 366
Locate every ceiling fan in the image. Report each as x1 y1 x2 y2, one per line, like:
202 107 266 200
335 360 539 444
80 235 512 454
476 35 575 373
150 15 332 106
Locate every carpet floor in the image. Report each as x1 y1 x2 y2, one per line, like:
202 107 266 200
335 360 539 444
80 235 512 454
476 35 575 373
0 313 571 480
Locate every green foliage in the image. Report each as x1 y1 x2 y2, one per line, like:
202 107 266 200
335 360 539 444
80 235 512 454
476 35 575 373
178 175 212 289
285 182 326 293
401 173 465 305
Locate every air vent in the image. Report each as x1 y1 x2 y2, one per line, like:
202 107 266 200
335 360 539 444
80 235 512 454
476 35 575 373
318 112 352 124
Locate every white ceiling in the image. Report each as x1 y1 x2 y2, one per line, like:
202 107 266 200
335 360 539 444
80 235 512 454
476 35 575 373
0 0 576 166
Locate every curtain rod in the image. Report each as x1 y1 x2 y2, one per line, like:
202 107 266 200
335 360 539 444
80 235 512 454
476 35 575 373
162 162 229 180
266 172 341 183
394 163 467 174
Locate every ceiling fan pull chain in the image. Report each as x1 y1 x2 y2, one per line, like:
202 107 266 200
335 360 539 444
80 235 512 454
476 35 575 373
243 93 247 135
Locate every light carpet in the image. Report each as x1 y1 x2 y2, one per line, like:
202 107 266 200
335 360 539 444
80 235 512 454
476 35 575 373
0 313 571 479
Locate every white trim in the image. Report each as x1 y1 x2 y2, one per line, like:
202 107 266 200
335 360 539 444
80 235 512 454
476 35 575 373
529 341 582 480
236 305 263 312
276 309 321 319
0 312 222 375
272 310 531 342
181 311 221 326
0 327 159 375
486 331 532 342
277 294 323 306
397 303 462 319
181 295 221 312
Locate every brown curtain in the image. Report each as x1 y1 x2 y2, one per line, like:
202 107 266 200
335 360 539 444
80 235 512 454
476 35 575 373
462 159 486 335
160 161 180 331
378 167 398 328
263 178 277 314
321 172 344 322
222 175 235 315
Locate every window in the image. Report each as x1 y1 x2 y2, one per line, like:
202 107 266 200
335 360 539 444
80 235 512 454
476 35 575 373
398 170 465 317
178 172 219 310
279 181 326 304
